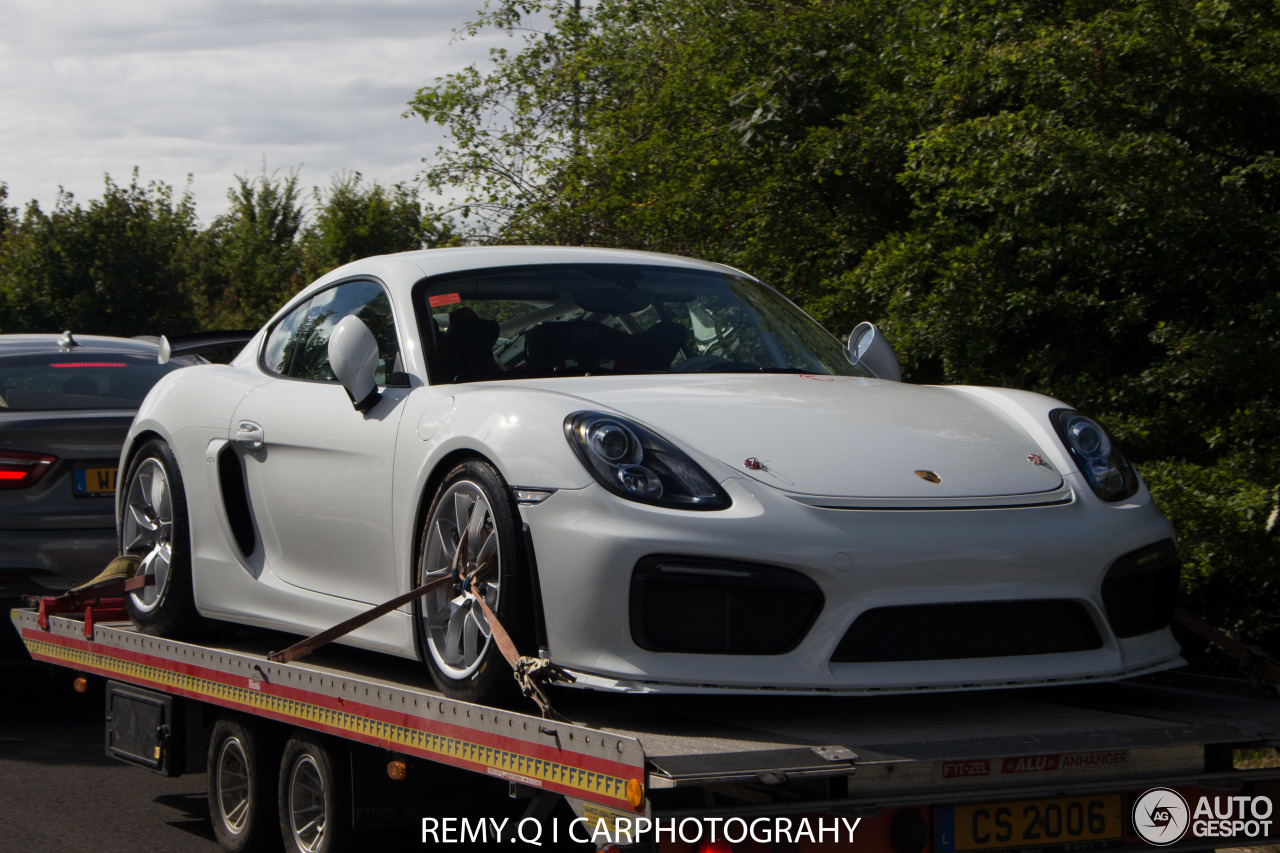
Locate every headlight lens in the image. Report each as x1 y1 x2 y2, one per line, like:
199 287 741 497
1051 409 1138 501
565 412 731 510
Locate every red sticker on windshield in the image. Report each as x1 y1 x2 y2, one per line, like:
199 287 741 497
429 293 462 308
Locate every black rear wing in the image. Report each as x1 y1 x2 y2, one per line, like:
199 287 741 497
141 330 256 364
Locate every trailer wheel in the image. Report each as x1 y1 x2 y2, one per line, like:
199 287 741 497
278 732 348 853
208 719 279 852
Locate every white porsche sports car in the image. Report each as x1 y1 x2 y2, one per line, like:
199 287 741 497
119 246 1182 702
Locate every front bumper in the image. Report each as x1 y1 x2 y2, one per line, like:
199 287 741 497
522 476 1183 694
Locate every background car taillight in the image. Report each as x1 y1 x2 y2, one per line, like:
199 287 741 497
0 450 58 490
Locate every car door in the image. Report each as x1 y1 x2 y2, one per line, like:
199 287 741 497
233 279 410 605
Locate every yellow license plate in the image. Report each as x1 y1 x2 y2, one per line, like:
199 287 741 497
73 466 118 496
936 794 1124 852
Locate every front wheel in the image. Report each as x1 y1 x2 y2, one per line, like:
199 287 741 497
416 459 531 703
121 439 205 638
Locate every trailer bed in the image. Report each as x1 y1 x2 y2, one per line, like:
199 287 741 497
15 606 1280 850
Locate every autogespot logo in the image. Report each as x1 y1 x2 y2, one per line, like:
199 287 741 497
1133 788 1190 845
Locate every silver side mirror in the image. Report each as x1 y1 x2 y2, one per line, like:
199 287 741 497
847 322 902 382
329 315 382 412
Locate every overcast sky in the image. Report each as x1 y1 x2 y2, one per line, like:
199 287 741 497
0 0 506 222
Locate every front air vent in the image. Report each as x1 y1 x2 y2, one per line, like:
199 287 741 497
630 557 823 655
1101 540 1180 638
831 600 1103 663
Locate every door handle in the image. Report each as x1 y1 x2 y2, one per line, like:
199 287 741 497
235 421 264 451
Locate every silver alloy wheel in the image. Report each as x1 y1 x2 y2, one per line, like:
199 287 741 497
287 755 326 853
214 736 251 836
421 480 501 679
122 457 173 612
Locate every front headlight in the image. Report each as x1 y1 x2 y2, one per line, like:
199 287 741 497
1050 409 1138 502
565 412 731 510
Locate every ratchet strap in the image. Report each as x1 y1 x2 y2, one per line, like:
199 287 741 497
268 540 572 721
1173 608 1280 688
268 544 467 664
268 537 572 719
31 555 152 633
467 580 574 722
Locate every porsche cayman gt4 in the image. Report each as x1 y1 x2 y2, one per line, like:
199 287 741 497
118 246 1182 702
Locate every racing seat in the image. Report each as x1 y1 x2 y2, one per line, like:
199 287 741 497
524 321 625 372
616 321 687 372
439 307 501 379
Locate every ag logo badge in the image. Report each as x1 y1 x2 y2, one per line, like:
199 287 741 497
1132 787 1190 845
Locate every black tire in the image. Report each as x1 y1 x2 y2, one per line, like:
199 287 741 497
207 718 280 852
120 438 206 638
415 459 532 704
278 732 349 853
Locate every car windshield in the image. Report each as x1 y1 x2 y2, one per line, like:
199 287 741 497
0 353 188 411
414 263 867 383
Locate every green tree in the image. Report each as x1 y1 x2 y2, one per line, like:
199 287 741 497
0 171 198 336
185 171 309 330
303 172 459 275
0 184 15 245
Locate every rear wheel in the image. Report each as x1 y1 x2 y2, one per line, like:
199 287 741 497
416 459 530 703
278 732 348 853
121 439 204 638
208 718 279 852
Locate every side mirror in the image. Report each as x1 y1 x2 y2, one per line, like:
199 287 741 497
847 322 902 382
329 315 382 412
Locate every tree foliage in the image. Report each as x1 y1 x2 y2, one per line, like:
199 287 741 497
185 171 309 330
304 172 459 273
412 0 1280 649
0 169 457 334
0 171 198 336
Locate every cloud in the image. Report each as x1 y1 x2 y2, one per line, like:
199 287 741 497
0 0 510 220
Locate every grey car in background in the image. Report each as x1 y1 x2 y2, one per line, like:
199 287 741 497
0 332 202 614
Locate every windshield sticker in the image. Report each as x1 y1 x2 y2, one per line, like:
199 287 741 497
430 293 462 308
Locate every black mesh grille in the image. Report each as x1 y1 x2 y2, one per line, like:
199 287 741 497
1102 540 1180 638
630 558 823 655
831 600 1103 663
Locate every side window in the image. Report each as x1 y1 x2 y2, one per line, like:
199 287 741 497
263 298 312 376
264 281 401 384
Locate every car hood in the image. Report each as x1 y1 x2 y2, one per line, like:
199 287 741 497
511 374 1064 500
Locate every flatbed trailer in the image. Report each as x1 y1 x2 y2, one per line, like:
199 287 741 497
14 605 1280 853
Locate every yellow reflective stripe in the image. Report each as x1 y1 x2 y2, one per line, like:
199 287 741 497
23 636 630 802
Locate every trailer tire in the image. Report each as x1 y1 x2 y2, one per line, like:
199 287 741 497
208 718 280 852
279 732 349 853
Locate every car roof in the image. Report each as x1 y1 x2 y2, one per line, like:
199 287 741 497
313 246 752 292
0 333 162 358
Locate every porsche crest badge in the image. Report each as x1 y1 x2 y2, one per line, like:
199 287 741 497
914 470 942 484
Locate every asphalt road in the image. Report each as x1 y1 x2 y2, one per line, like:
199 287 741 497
0 655 222 853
